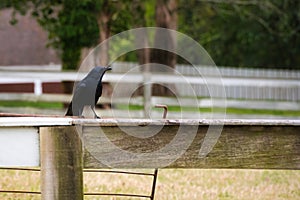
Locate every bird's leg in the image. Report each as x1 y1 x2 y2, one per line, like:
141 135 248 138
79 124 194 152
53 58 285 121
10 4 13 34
79 108 85 118
91 106 101 119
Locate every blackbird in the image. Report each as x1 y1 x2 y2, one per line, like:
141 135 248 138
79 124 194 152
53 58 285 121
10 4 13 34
65 66 112 118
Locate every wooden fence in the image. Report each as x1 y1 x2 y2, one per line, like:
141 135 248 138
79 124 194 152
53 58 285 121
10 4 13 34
0 117 300 199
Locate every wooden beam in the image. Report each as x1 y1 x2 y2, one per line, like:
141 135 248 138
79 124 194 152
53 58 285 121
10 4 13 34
40 126 83 200
79 119 300 169
1 118 299 169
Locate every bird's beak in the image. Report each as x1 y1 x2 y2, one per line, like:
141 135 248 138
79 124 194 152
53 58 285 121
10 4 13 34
106 66 112 71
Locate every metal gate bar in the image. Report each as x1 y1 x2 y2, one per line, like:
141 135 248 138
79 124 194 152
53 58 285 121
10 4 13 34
84 169 158 199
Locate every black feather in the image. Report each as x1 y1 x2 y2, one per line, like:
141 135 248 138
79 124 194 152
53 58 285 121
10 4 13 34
65 66 111 118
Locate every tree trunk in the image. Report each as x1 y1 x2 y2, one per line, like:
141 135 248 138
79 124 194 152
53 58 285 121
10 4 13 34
96 2 111 66
151 0 178 96
95 3 112 109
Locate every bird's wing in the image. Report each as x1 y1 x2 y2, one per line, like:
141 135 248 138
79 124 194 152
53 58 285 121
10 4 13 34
95 81 102 104
73 81 97 104
71 82 89 116
65 101 73 116
73 82 87 101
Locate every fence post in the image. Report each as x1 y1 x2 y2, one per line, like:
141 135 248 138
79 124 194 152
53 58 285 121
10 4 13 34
34 79 43 96
40 126 83 200
143 73 152 118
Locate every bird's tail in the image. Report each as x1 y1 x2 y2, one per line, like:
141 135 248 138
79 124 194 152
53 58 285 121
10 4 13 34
65 102 73 116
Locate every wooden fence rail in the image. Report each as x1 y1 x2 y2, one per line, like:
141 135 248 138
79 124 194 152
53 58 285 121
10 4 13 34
0 117 300 199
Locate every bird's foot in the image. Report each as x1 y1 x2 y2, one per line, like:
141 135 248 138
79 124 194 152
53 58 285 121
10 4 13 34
95 115 101 119
79 115 85 118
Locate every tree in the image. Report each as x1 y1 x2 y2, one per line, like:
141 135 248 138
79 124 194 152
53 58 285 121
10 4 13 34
89 0 132 66
151 0 177 70
179 0 300 69
151 0 178 95
5 0 133 69
4 0 99 70
5 0 133 97
130 0 178 96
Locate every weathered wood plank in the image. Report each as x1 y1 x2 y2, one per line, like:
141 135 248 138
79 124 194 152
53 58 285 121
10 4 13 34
0 118 299 169
72 118 300 126
40 126 83 200
82 122 300 169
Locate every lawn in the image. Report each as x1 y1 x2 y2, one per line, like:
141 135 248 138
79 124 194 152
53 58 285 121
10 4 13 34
0 100 64 109
117 104 300 117
1 100 300 117
0 168 299 200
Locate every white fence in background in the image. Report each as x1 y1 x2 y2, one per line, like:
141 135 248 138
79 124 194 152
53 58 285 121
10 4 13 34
113 62 300 101
0 62 299 113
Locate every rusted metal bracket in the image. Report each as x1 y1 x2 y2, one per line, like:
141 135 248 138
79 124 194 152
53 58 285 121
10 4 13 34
155 104 168 119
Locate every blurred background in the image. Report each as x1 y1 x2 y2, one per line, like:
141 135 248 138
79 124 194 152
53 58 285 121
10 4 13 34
0 0 299 119
1 1 300 200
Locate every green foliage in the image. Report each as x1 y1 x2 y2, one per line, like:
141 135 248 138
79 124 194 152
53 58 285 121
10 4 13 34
6 0 100 70
6 0 133 70
4 0 300 69
1 0 30 24
178 0 300 69
34 0 101 70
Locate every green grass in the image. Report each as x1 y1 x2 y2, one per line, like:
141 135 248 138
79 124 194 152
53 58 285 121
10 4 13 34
1 100 300 117
117 104 300 117
226 107 300 117
0 169 299 200
0 100 64 109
